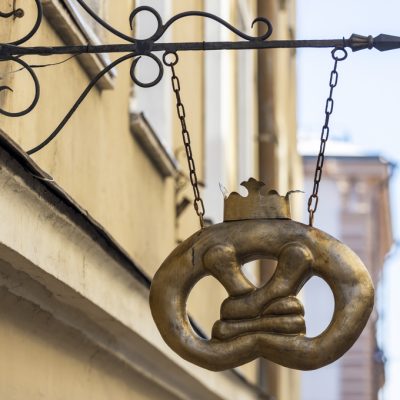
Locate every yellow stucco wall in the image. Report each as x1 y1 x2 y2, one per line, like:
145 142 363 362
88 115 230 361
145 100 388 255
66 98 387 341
0 288 178 400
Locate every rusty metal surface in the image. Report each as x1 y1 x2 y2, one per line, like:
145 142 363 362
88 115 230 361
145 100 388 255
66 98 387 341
150 182 374 371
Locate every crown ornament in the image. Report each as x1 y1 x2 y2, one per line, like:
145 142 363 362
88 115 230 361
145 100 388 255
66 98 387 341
223 178 300 222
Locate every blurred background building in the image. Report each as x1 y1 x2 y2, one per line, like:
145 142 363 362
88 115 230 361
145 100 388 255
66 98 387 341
300 139 393 400
0 0 303 399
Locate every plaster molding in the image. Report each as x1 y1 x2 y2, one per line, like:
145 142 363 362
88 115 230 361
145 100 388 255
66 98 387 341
130 112 178 178
42 0 115 90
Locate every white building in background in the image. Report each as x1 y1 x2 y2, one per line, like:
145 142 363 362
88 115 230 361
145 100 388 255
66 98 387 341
299 139 393 400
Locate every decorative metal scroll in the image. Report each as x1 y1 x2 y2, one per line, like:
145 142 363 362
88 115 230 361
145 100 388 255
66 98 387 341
0 7 24 20
1 0 400 155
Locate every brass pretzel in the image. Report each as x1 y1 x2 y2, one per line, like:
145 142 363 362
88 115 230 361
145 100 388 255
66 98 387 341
150 219 374 371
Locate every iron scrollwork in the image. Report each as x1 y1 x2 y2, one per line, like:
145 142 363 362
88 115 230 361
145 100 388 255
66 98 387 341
2 0 42 45
0 8 24 19
0 2 273 154
1 1 400 154
0 56 40 118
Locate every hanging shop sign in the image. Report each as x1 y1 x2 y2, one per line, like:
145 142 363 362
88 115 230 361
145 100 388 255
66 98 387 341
150 49 374 371
0 1 394 371
150 178 374 371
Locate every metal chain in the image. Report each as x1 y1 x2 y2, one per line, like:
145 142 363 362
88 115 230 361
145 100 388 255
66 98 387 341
163 52 205 229
307 47 348 227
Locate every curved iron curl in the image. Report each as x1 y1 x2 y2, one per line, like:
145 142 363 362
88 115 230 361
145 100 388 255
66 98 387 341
74 0 136 43
129 6 164 41
130 53 164 88
6 0 43 46
129 7 273 43
0 8 24 18
0 57 40 117
27 53 137 155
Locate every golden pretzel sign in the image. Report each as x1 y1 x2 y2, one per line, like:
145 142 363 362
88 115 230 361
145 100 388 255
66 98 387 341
150 179 374 371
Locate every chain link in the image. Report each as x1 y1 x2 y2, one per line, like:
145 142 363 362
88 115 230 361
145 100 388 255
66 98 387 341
163 52 205 229
308 47 348 227
163 48 347 229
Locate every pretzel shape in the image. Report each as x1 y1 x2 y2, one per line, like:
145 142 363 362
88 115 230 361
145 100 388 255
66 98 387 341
150 219 374 371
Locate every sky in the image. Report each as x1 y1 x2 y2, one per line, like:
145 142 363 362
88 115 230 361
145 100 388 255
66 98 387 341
296 1 400 399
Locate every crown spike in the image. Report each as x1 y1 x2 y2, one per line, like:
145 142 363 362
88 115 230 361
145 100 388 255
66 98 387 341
223 178 296 221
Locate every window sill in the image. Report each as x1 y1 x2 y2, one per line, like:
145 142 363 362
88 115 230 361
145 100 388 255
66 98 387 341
130 112 178 178
42 0 115 90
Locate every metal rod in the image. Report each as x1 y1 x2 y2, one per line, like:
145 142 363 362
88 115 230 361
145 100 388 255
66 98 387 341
2 35 400 58
0 39 350 57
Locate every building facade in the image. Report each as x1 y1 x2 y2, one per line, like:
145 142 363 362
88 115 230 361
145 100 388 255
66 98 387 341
300 141 393 400
0 1 301 399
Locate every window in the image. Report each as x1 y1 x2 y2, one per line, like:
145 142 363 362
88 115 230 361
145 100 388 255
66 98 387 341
63 0 104 41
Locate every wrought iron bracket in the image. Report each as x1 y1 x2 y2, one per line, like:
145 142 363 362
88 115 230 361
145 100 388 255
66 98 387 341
1 1 400 154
